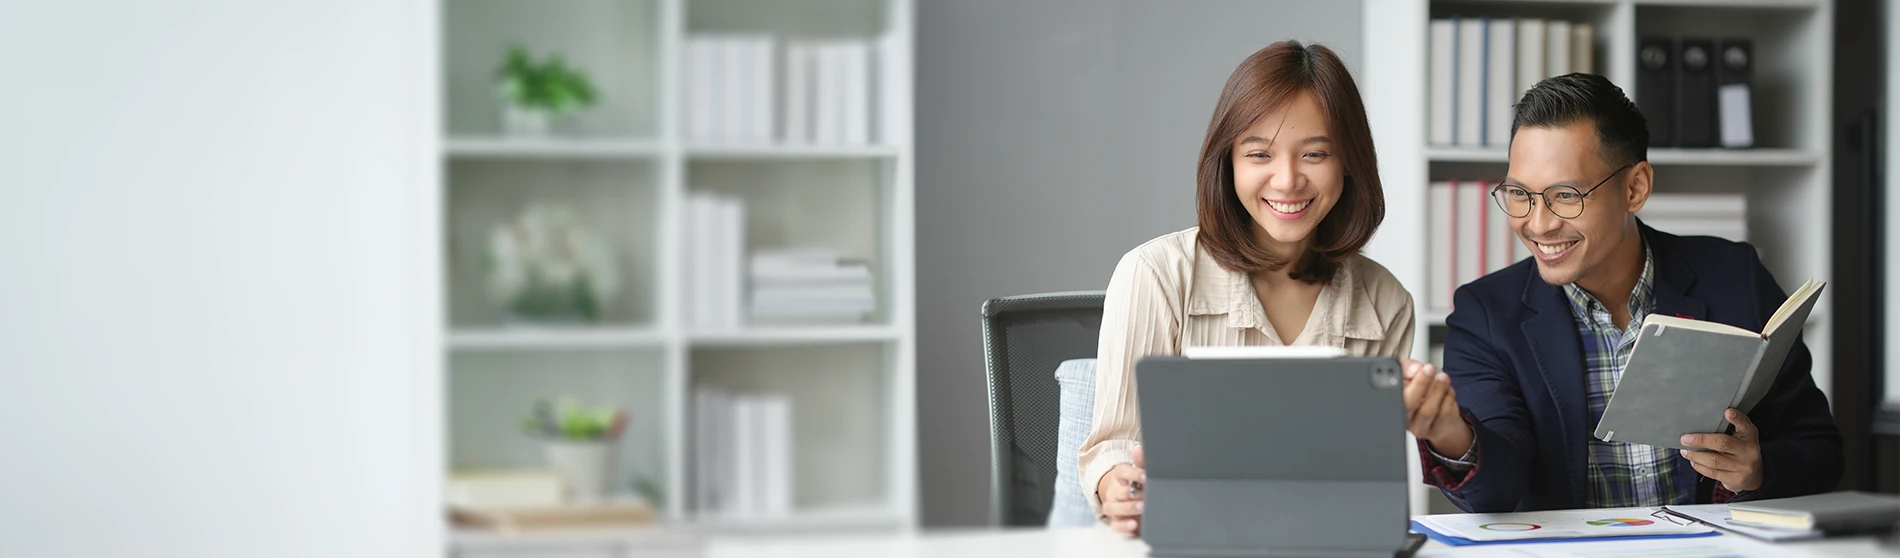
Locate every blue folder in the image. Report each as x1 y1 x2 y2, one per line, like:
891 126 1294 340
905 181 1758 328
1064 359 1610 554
1409 520 1725 547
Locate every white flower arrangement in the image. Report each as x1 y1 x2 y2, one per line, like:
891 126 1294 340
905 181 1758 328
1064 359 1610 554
487 203 619 323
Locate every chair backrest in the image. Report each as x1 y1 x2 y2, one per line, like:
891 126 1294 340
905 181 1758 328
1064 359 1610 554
980 291 1106 526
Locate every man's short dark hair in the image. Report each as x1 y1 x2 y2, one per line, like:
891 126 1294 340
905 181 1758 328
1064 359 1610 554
1510 73 1649 166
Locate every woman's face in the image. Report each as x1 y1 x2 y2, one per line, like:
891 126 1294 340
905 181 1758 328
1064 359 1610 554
1229 89 1345 258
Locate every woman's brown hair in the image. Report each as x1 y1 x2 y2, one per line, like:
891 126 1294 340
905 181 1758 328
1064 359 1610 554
1194 40 1384 284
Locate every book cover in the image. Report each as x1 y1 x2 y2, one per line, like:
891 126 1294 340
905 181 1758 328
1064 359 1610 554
1593 280 1825 450
1676 38 1717 148
1457 18 1486 147
1728 491 1900 533
1637 37 1675 146
731 396 757 518
721 37 746 142
783 42 812 143
1545 20 1572 78
724 196 748 328
691 194 718 328
1430 19 1456 146
1515 19 1545 99
842 42 872 145
1486 19 1516 147
814 43 844 144
760 396 794 516
875 34 901 145
1716 39 1755 148
753 36 777 142
1571 23 1595 75
1454 180 1484 290
1428 181 1454 311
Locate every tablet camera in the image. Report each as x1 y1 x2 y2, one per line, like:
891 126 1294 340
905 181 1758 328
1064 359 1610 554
1371 363 1401 389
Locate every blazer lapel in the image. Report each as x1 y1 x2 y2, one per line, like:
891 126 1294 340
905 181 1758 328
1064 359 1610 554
1520 272 1589 508
1644 225 1707 321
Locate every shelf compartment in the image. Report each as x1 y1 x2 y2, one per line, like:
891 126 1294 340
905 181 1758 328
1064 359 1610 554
447 160 660 328
686 343 892 516
685 159 894 327
449 349 670 506
445 0 662 138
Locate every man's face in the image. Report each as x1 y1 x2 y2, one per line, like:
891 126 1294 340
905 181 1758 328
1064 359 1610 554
1501 122 1647 286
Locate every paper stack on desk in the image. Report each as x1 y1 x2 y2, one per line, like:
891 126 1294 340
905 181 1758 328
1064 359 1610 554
1412 507 1715 544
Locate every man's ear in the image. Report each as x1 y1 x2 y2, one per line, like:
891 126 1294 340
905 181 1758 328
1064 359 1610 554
1624 161 1654 214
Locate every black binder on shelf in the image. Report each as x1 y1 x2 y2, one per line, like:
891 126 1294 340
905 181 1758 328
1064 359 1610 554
1675 38 1716 148
1637 37 1675 147
1716 39 1755 148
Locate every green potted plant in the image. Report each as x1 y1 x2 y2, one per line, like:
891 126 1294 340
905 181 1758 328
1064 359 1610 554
523 398 628 503
496 44 600 136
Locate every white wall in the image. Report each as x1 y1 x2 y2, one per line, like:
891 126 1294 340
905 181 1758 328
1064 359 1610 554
0 2 440 557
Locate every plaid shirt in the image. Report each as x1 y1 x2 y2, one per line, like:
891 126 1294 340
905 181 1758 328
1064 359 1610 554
1561 246 1697 507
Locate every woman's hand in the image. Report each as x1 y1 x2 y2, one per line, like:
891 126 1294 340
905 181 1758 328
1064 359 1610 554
1094 446 1146 536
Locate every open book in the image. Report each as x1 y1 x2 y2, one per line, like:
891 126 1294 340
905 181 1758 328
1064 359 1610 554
1593 279 1824 451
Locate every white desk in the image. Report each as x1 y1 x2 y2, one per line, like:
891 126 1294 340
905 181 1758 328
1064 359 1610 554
704 526 1895 558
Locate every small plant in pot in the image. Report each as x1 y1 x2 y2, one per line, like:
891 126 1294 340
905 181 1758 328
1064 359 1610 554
496 44 600 136
523 398 629 503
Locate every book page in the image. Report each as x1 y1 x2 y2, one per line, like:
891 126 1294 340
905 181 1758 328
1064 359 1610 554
1763 279 1824 338
1735 280 1825 413
1641 313 1755 337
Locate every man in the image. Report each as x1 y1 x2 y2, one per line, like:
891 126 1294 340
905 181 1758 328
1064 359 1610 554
1398 73 1842 512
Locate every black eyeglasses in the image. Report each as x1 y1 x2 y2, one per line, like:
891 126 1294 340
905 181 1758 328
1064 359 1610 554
1490 163 1635 219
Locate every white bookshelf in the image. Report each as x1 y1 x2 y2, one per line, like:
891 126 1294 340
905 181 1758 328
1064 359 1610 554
439 0 916 548
1365 0 1834 515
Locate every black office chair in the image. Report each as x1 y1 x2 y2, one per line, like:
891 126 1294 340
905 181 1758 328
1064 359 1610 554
980 291 1107 526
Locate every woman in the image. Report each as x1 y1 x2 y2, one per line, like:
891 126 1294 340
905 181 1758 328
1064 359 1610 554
1079 40 1420 535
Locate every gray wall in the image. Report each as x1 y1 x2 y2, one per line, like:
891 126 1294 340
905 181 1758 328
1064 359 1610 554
916 0 1365 526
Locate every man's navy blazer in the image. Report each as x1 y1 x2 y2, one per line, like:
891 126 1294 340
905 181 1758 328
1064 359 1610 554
1433 223 1842 512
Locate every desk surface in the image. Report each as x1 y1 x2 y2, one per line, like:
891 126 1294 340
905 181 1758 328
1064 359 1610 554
704 525 1895 558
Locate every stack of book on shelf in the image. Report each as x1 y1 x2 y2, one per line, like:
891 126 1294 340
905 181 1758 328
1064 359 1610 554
749 251 875 324
684 34 898 145
1428 180 1532 312
1430 17 1596 147
446 470 655 533
1635 37 1756 148
1638 193 1747 243
687 191 747 330
693 388 793 520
